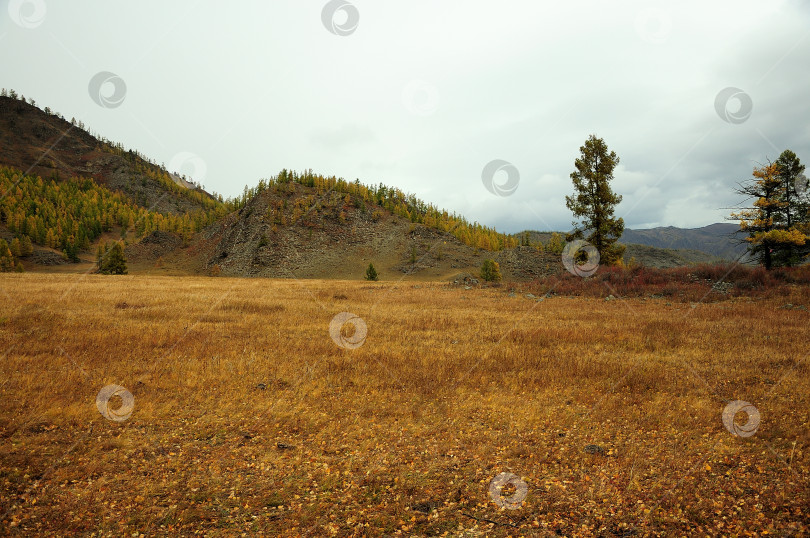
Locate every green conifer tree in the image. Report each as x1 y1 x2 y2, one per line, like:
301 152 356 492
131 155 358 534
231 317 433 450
365 262 378 281
99 242 128 275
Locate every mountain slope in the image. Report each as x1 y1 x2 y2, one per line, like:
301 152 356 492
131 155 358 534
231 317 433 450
622 243 723 268
0 95 220 215
161 177 558 280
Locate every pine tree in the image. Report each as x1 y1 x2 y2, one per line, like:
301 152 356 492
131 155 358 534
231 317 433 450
98 242 128 275
63 239 79 263
10 237 21 257
96 243 106 269
20 235 33 256
365 262 378 281
545 232 566 255
565 135 625 265
0 239 14 272
45 229 57 248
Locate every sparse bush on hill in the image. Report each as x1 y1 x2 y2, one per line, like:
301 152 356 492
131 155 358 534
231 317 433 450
3 89 232 213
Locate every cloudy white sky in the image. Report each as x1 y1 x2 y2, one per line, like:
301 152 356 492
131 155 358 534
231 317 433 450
1 1 808 233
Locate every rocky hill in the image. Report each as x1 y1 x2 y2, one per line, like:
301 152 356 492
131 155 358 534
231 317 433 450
154 180 559 281
0 95 219 215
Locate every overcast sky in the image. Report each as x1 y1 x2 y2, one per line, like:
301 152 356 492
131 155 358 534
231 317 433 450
1 1 809 233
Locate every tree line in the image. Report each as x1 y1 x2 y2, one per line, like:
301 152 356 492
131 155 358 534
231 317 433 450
240 169 519 252
0 166 231 270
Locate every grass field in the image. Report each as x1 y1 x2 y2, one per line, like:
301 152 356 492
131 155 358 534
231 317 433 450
1 273 809 536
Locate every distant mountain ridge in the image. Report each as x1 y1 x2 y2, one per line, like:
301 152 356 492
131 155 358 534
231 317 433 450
517 223 748 267
619 223 747 261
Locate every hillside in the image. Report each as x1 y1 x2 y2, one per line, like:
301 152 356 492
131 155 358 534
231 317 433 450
153 173 558 281
0 95 221 215
0 93 535 277
622 243 723 268
0 93 239 270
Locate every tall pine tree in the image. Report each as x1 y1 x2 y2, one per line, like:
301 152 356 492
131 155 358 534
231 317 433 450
565 135 625 265
98 242 128 275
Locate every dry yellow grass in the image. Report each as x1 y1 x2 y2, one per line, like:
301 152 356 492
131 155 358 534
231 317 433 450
1 273 808 536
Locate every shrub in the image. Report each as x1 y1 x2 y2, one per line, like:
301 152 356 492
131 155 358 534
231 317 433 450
480 259 502 282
